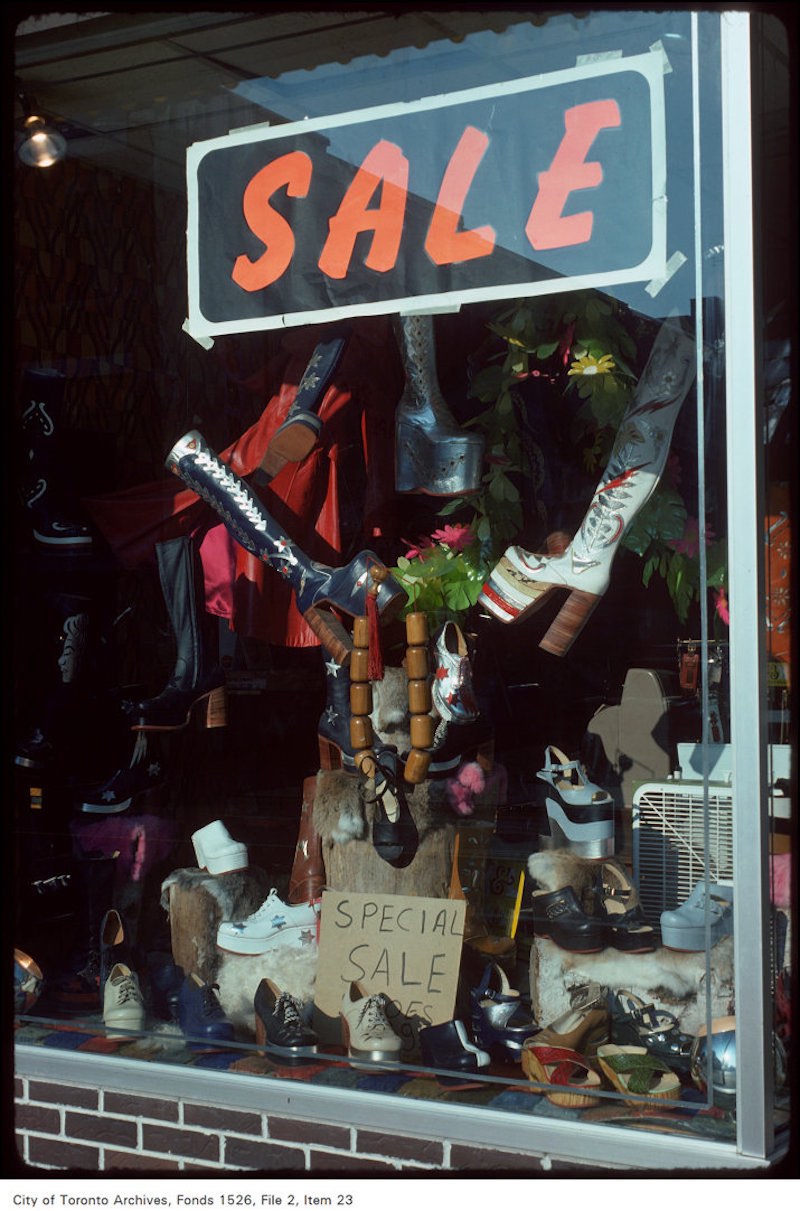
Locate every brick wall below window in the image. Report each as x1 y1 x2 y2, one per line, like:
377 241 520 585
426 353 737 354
14 1075 598 1174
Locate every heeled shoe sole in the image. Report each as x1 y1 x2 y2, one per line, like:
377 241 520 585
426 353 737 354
131 686 227 732
521 1045 603 1108
545 810 615 859
193 837 249 875
533 929 605 954
258 416 321 482
216 923 317 955
339 1014 401 1064
395 423 484 496
480 561 600 656
255 1018 319 1066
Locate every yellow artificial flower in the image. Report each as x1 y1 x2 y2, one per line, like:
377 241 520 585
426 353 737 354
568 352 616 377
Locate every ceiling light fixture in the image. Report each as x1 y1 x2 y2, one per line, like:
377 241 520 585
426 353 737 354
16 90 67 168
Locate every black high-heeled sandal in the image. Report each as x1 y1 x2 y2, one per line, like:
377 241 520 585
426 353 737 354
592 864 657 953
608 989 694 1073
365 748 418 868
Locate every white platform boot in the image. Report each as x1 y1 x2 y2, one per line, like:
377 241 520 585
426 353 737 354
479 318 696 656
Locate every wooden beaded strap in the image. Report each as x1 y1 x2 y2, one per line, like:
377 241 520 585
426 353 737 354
349 613 378 779
403 611 433 785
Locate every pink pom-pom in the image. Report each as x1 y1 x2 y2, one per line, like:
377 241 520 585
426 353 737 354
457 762 485 794
445 780 475 817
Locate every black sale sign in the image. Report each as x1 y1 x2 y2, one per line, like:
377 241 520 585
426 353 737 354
186 49 667 336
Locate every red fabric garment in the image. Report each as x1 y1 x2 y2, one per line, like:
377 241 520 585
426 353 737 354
82 319 402 647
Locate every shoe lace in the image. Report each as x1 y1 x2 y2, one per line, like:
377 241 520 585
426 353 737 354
246 892 280 922
200 983 222 1017
277 992 304 1027
116 975 139 1005
357 994 390 1040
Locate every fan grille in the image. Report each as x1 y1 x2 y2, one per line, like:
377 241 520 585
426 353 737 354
632 782 734 924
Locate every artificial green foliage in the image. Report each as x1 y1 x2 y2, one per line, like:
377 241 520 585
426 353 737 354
391 528 487 631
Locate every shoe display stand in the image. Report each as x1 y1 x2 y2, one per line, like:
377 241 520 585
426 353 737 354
530 934 734 1038
313 762 507 898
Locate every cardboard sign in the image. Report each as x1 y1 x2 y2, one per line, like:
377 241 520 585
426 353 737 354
186 49 667 336
313 890 466 1058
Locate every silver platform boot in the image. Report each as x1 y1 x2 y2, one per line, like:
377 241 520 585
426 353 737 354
393 313 484 496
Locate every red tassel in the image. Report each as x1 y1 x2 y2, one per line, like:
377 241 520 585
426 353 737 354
366 590 384 682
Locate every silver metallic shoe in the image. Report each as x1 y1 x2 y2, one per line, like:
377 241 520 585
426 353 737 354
393 313 484 496
431 621 479 724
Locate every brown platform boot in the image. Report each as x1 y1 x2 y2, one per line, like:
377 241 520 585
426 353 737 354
287 776 326 905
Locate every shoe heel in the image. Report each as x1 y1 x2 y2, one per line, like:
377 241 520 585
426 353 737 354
318 735 343 770
539 590 600 657
262 415 321 474
199 686 228 729
304 608 353 667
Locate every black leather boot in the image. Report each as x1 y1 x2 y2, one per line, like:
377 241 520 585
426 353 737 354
254 978 318 1064
317 651 356 769
127 535 227 731
19 368 92 548
50 853 118 1016
15 593 93 771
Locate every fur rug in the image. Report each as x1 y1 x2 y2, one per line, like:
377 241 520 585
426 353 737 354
550 935 735 1005
160 866 273 979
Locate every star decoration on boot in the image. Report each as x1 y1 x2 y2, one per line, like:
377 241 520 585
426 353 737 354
324 657 341 677
324 706 338 724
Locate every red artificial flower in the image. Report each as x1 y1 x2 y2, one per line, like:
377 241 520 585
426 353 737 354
430 524 475 552
714 588 730 625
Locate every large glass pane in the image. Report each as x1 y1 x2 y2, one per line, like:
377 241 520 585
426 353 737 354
12 8 788 1168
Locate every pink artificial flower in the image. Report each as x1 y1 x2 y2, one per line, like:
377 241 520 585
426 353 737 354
403 535 435 561
430 523 475 553
714 588 730 625
669 517 716 559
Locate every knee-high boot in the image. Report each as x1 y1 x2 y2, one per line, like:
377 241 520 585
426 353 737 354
287 776 326 906
19 368 92 548
128 535 227 731
393 313 484 496
15 593 93 770
165 430 407 661
316 650 356 770
479 318 696 656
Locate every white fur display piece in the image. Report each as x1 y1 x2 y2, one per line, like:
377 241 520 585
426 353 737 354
530 935 734 1037
161 866 320 1034
215 946 319 1033
526 849 735 1034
